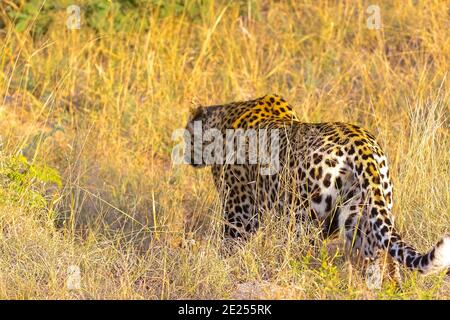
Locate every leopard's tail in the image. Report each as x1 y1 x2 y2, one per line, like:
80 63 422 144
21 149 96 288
352 139 450 275
384 229 450 275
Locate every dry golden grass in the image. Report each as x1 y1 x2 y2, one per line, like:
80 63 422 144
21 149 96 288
0 0 449 299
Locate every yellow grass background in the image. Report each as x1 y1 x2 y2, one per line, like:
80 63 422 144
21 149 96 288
0 0 449 299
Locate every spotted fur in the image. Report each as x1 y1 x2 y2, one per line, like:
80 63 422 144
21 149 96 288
185 94 450 275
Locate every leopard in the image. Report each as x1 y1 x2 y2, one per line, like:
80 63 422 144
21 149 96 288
183 94 450 278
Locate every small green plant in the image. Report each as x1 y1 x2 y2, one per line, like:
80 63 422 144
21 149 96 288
4 0 56 36
0 154 62 209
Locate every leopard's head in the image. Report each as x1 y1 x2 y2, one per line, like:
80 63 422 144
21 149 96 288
184 104 223 168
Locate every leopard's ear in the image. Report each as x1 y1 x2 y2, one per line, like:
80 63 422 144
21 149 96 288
188 104 205 121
